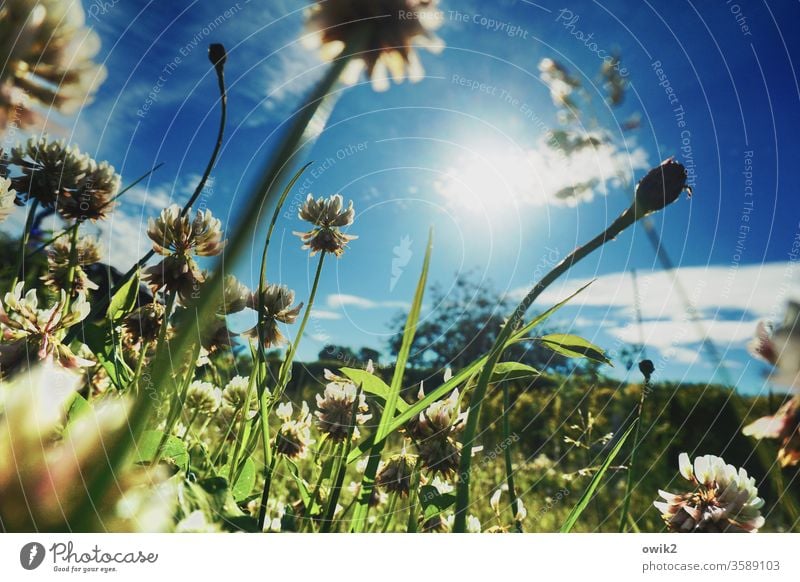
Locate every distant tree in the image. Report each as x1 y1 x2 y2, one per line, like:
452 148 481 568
318 344 359 364
358 347 381 364
387 272 570 372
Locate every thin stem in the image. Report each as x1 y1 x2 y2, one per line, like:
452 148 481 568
502 383 523 533
618 376 648 532
228 372 259 482
257 454 280 532
64 47 228 344
277 252 326 396
453 205 641 532
405 464 421 533
79 35 363 531
321 386 364 532
380 493 399 533
64 223 81 308
11 199 39 289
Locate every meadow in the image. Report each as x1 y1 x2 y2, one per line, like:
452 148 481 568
0 0 797 535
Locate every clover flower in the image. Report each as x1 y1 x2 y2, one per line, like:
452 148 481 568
315 369 371 441
634 157 692 215
376 449 416 496
294 194 357 257
143 205 225 303
0 283 92 373
10 136 119 220
0 176 16 222
406 387 466 476
55 159 120 221
304 0 444 92
42 234 101 294
122 302 165 347
245 283 302 347
184 380 221 417
274 401 315 459
0 362 164 531
222 375 257 418
218 274 251 315
653 453 765 533
743 396 800 468
0 0 107 131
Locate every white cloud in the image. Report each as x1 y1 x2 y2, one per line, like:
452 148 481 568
311 309 342 320
326 293 409 310
435 134 649 212
518 261 800 322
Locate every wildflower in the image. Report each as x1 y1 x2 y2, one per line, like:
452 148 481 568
538 58 581 109
55 159 120 221
376 449 416 496
489 488 502 513
184 380 221 417
0 362 145 531
42 235 101 294
406 388 465 476
315 369 371 441
347 480 387 508
0 176 16 222
222 375 257 418
10 137 119 219
514 498 527 522
274 401 314 459
294 194 357 257
600 54 627 106
143 205 225 303
653 453 765 533
245 283 302 347
122 302 165 346
634 157 692 215
743 396 800 468
0 283 92 372
304 0 444 92
466 515 481 533
748 303 800 389
218 274 251 315
0 0 107 131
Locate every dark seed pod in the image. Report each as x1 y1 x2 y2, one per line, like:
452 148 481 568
635 157 691 213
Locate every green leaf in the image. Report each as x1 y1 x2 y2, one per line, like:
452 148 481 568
539 333 612 365
106 270 141 321
490 362 540 383
82 323 133 389
284 459 311 508
135 430 189 471
340 368 409 413
350 229 433 533
560 421 636 533
347 281 594 464
219 458 256 502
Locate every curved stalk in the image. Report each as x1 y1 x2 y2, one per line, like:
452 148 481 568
453 204 642 532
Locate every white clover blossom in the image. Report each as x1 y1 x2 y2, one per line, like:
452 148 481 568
304 0 444 92
0 177 16 222
654 453 765 533
0 283 93 371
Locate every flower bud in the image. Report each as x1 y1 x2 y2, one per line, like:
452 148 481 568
635 157 691 214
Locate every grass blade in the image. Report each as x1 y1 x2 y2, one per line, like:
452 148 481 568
349 229 432 532
560 420 636 533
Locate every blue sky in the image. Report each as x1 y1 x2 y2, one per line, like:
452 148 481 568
11 0 800 392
